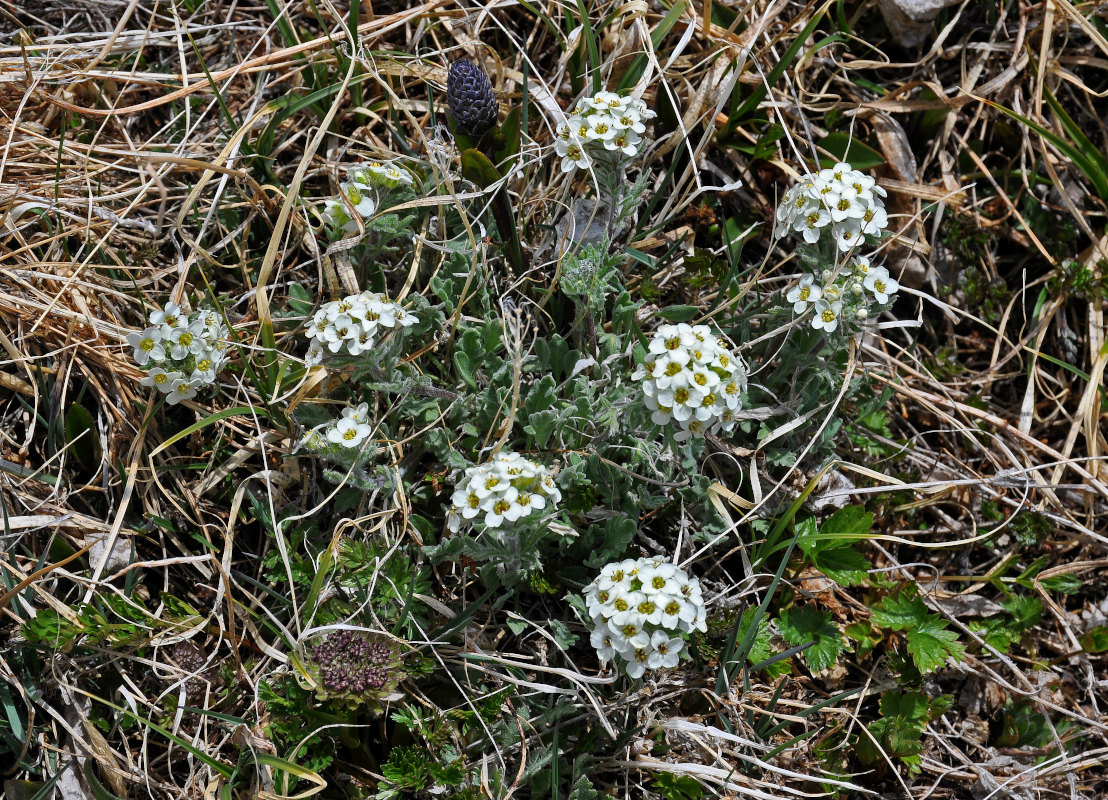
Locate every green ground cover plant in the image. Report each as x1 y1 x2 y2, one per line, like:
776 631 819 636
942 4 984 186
2 0 1108 798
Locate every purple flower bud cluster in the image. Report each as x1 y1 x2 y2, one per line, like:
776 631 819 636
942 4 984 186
169 641 218 699
308 631 397 695
446 59 498 136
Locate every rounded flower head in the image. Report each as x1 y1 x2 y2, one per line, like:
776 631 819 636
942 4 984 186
555 90 654 173
775 162 888 249
584 557 706 678
128 304 229 397
304 630 405 713
447 453 561 534
633 323 746 441
301 291 416 362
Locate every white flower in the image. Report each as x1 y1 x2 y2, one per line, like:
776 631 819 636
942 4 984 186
864 266 899 303
342 402 371 425
447 453 560 533
775 163 888 248
148 302 182 330
168 321 208 360
139 367 176 392
558 141 592 173
166 377 199 405
190 354 218 385
591 626 618 662
646 631 683 668
625 648 650 679
127 327 166 366
584 556 706 678
608 129 642 156
786 275 823 313
555 89 652 171
341 180 377 218
634 323 746 440
364 161 413 188
327 417 372 448
811 298 843 333
302 291 416 360
322 199 358 234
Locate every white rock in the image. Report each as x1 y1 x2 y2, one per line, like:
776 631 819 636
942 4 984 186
877 0 963 47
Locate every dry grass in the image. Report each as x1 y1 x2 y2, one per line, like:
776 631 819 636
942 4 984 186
2 0 1108 797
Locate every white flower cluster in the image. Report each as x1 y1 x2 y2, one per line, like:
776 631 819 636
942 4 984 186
584 557 706 679
126 302 229 405
447 452 562 533
555 91 656 173
302 402 374 451
774 162 888 252
303 290 417 365
786 255 901 334
632 323 747 442
322 161 413 233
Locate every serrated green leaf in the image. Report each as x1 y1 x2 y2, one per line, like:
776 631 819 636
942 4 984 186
905 617 963 673
569 775 600 800
871 587 928 631
880 690 930 723
778 606 843 672
844 620 883 659
821 505 874 538
1081 626 1108 653
1040 573 1082 594
813 545 869 586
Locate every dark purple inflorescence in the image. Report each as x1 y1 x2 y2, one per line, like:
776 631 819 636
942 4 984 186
446 59 498 136
306 630 405 711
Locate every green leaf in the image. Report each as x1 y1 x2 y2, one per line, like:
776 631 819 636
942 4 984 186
493 106 522 170
821 505 874 538
652 772 704 800
1080 626 1108 653
818 132 884 170
736 606 775 668
1041 573 1082 594
982 94 1108 202
569 775 600 800
656 305 699 322
844 620 883 659
871 587 928 631
812 545 869 587
64 402 102 473
880 690 930 723
454 350 476 389
460 148 502 189
778 606 843 672
905 616 964 673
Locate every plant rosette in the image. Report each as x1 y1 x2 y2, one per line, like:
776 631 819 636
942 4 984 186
300 629 406 714
446 452 562 535
632 323 747 442
584 557 707 679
